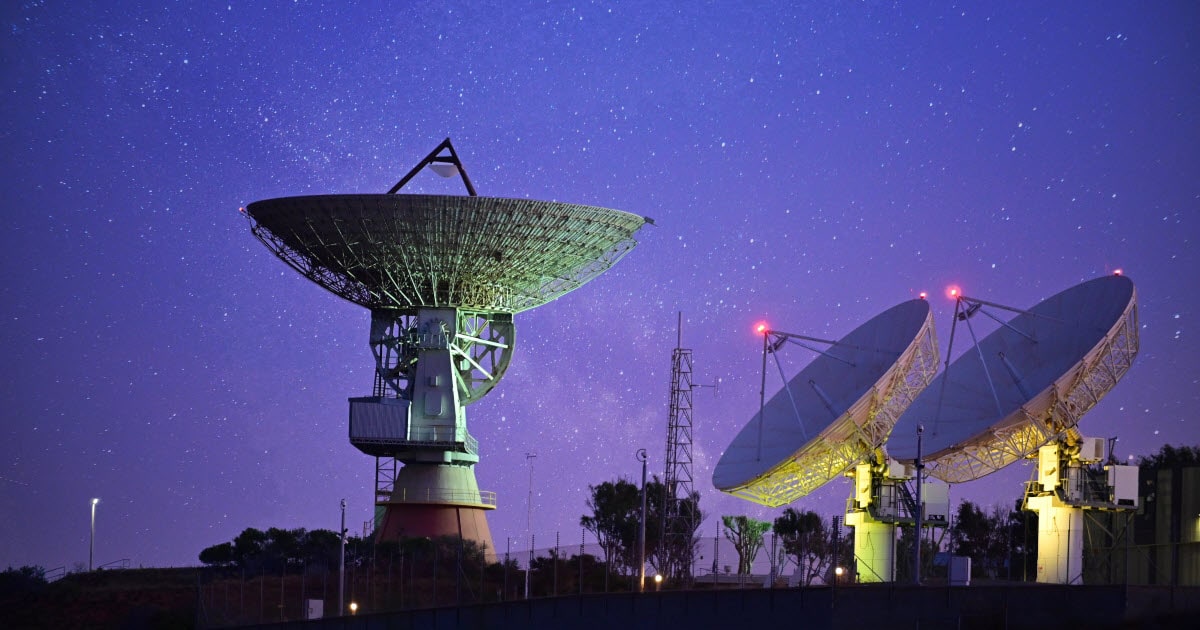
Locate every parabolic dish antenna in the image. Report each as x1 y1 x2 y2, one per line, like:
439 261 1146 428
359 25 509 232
713 299 939 507
247 194 648 314
244 138 652 551
887 274 1139 483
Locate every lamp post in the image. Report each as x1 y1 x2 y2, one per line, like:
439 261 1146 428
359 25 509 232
525 453 536 600
636 449 648 593
89 498 100 571
339 499 346 616
914 425 924 586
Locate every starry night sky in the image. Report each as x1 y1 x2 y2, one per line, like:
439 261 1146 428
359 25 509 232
2 2 1197 572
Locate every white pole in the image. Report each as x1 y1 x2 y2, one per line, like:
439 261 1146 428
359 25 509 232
89 498 99 571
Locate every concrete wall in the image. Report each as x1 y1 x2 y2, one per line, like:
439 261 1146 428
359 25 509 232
239 584 1200 630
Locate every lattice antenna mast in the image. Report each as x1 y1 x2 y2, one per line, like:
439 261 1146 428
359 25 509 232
662 312 714 583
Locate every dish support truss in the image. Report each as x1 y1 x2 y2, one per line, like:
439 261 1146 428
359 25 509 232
926 297 1139 484
728 321 940 507
369 308 514 406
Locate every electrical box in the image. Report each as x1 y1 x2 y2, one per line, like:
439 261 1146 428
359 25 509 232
949 556 972 586
306 599 324 619
854 463 873 508
1106 464 1140 508
1039 443 1061 491
1079 437 1106 463
886 458 910 479
922 481 949 522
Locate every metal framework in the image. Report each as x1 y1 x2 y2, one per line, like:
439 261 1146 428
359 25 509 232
661 313 699 581
721 303 940 507
369 309 515 406
924 287 1139 483
246 194 648 314
245 139 651 547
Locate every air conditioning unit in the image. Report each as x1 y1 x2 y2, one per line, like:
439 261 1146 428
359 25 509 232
1078 437 1106 463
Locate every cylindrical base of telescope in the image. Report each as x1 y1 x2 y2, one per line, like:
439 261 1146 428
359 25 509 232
374 462 496 556
1027 494 1084 584
845 512 895 583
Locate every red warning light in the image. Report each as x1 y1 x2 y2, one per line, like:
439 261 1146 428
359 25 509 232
754 322 769 335
238 206 246 213
918 292 928 300
1113 268 1123 276
946 285 961 300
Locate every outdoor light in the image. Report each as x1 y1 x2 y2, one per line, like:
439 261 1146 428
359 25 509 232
636 448 648 593
339 499 347 616
89 498 100 571
429 162 459 178
654 574 663 591
349 602 358 615
835 566 845 577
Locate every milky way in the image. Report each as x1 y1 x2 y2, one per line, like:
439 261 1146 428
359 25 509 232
2 3 1196 571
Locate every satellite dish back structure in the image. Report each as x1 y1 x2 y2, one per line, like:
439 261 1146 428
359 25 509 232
246 139 651 552
887 274 1139 483
713 299 939 507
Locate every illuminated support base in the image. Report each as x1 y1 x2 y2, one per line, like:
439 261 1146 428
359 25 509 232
1027 494 1083 584
374 462 497 555
844 512 895 583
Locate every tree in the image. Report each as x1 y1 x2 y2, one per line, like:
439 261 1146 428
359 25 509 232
722 515 770 575
1138 444 1200 469
581 478 641 577
202 527 343 572
650 484 703 583
0 565 47 599
231 527 269 570
772 508 830 585
581 475 703 582
300 528 342 570
949 500 1010 578
198 542 235 567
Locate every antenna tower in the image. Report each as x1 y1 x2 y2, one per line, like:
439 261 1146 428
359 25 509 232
662 312 698 583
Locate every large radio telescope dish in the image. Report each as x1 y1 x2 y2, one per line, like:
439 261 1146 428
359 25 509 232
244 138 652 553
713 299 939 507
887 275 1139 483
246 194 649 313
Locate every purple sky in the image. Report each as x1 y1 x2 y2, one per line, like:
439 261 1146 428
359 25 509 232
2 3 1197 572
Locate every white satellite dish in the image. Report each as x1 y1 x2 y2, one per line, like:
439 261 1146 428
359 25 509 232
713 298 939 507
887 274 1139 482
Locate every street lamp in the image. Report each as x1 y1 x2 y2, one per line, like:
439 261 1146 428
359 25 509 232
89 498 100 571
654 574 663 592
339 499 346 616
349 602 358 615
636 449 648 593
525 452 536 601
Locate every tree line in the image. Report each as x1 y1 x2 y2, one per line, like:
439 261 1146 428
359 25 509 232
194 443 1200 586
